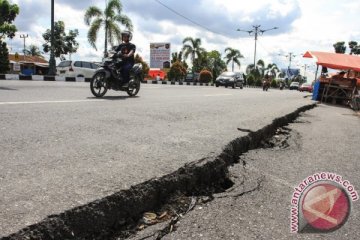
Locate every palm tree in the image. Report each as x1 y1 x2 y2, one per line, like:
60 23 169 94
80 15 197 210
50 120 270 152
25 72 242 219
84 0 133 57
25 45 43 57
182 37 205 71
246 59 266 82
224 47 244 72
265 63 279 78
171 51 183 64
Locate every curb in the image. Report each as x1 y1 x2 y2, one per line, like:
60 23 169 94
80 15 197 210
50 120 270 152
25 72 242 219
143 81 214 86
0 74 91 82
1 75 281 89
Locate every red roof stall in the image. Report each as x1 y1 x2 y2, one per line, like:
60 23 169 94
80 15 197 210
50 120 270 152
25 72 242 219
303 51 359 106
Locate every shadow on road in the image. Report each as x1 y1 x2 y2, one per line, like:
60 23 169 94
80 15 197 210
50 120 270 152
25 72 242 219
0 87 17 91
87 95 139 100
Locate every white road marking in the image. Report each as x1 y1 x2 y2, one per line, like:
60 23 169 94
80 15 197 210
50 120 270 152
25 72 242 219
204 94 233 97
0 99 105 105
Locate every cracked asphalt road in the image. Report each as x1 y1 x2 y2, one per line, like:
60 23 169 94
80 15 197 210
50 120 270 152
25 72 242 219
0 81 314 237
155 104 360 240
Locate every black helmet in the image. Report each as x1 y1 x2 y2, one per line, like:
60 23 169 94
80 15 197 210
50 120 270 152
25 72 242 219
121 30 132 41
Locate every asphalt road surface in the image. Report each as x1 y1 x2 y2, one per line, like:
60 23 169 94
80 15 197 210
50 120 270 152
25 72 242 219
0 81 313 237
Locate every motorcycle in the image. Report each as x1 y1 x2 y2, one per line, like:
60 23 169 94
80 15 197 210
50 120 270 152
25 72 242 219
279 81 285 90
262 80 270 91
90 50 143 98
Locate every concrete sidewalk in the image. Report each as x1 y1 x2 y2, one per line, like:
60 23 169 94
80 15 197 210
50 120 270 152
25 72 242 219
156 104 360 240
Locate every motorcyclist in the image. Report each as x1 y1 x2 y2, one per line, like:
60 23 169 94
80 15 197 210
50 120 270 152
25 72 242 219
279 80 285 90
115 30 136 87
263 74 271 88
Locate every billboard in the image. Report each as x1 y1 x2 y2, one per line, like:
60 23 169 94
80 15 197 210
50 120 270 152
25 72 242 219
150 43 171 69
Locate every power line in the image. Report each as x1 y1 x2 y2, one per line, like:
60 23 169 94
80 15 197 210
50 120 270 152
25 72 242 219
153 0 225 36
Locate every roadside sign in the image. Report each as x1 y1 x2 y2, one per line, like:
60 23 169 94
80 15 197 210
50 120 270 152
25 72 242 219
150 43 171 69
13 63 21 71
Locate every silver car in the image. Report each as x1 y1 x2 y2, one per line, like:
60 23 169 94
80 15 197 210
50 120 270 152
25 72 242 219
215 71 244 89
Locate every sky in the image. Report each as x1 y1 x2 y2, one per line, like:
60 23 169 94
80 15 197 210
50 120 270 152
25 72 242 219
5 0 360 79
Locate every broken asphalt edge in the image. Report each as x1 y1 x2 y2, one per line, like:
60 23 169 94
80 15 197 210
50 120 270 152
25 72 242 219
1 103 317 240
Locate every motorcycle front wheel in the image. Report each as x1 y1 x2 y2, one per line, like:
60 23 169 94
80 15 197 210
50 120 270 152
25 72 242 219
126 76 141 97
90 72 108 97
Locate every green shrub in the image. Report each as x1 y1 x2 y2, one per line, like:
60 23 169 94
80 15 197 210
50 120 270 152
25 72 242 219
168 61 186 81
255 78 262 86
246 74 255 86
271 79 277 88
199 69 212 83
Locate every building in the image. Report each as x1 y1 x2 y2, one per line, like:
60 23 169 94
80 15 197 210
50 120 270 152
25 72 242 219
8 53 49 75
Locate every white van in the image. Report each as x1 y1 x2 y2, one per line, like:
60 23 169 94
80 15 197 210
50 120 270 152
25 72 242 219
57 60 99 78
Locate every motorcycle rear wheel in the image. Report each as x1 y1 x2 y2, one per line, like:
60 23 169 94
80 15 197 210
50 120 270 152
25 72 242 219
90 72 108 97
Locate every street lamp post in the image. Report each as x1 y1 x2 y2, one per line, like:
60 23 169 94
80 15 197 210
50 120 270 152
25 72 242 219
20 34 28 60
48 0 56 75
279 52 296 80
282 52 296 69
237 25 278 66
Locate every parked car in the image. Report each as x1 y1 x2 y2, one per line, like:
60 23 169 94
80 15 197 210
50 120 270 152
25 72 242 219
299 83 313 92
57 60 100 78
215 71 244 89
184 72 199 82
289 81 300 90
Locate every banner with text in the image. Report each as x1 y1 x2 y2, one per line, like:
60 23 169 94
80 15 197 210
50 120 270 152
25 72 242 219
150 43 171 69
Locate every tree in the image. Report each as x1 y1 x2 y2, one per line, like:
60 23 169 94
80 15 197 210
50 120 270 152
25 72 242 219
171 51 183 63
349 41 360 55
182 37 205 72
0 0 19 39
85 0 132 57
0 41 9 73
333 41 346 54
134 53 149 78
0 0 19 73
192 50 208 73
246 59 265 82
246 74 255 86
266 63 279 77
207 50 226 81
25 45 43 57
167 61 186 81
43 21 79 59
224 47 244 72
171 51 188 69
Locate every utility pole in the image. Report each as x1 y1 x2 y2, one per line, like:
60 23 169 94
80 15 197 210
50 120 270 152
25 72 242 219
286 52 296 69
279 52 296 79
20 34 28 60
237 25 278 66
303 64 308 76
48 0 56 75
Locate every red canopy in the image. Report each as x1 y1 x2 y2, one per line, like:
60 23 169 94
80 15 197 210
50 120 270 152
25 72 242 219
303 51 360 72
